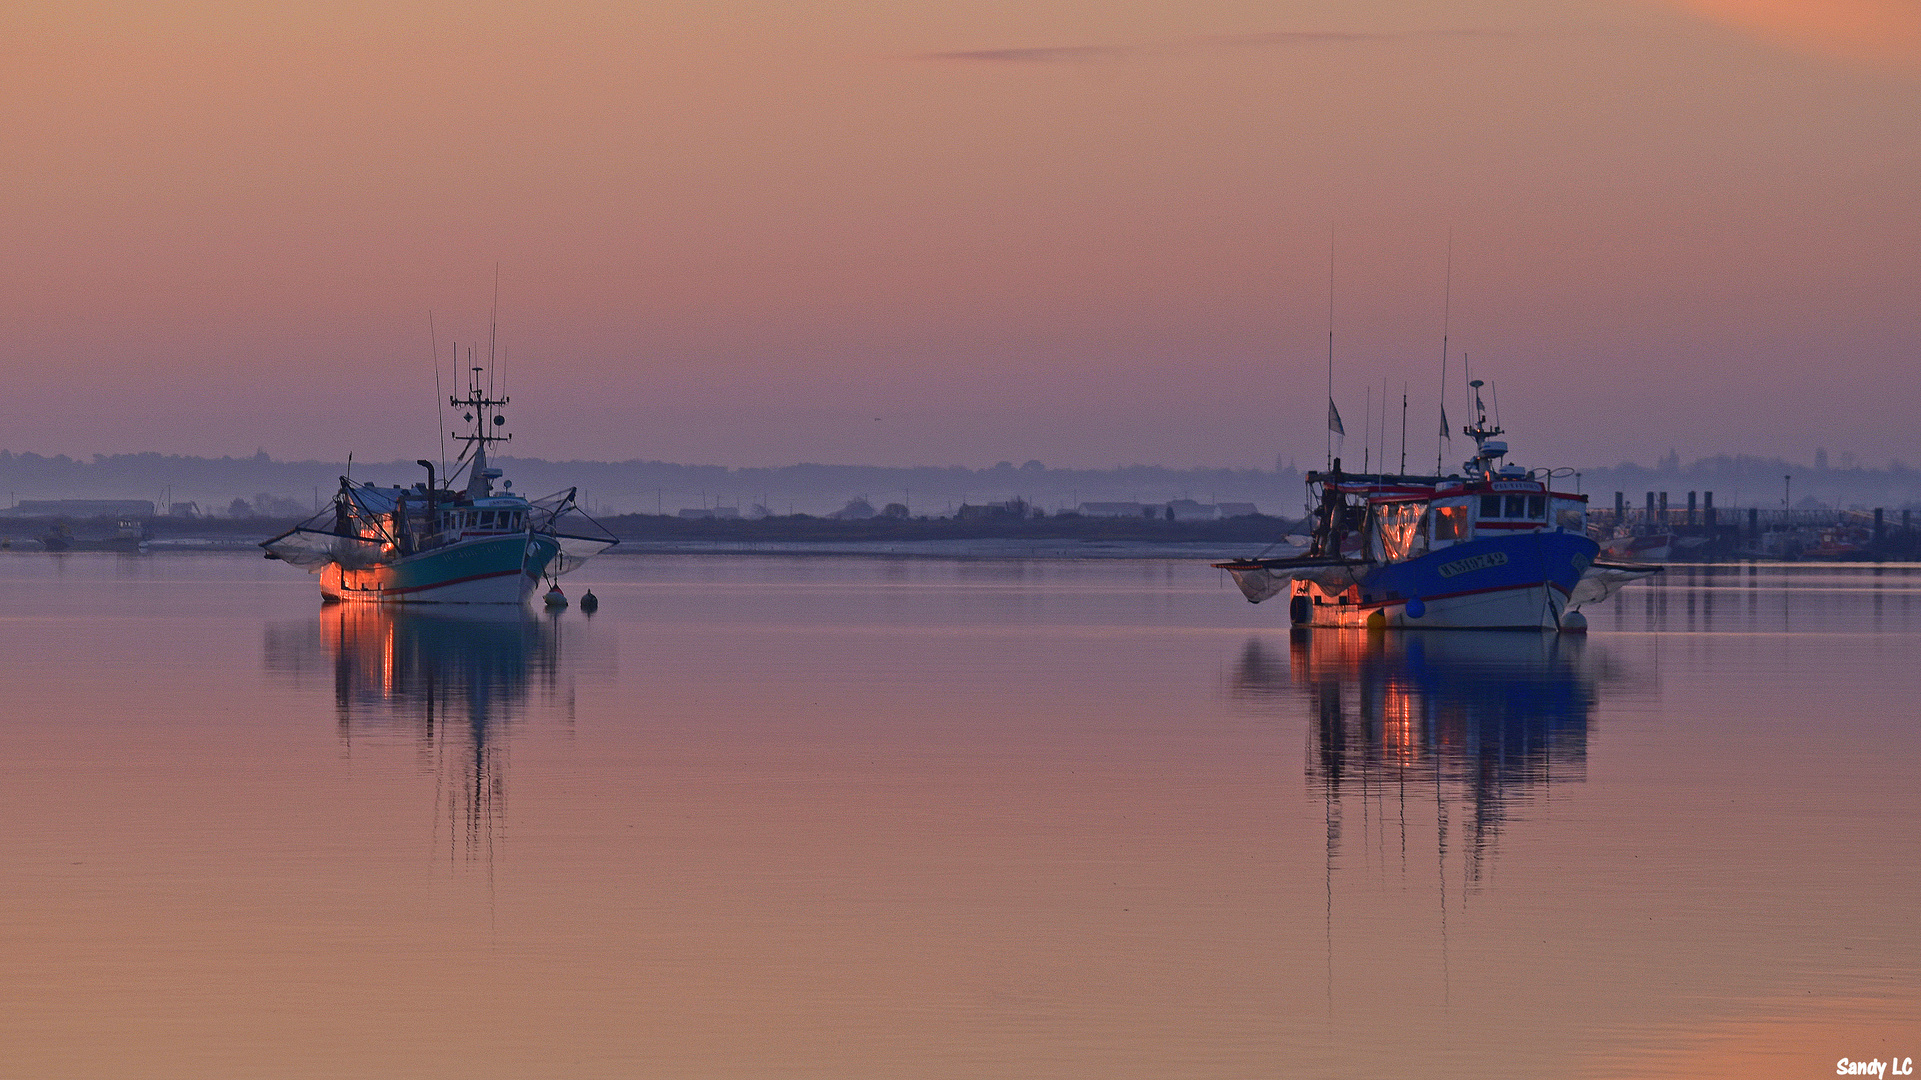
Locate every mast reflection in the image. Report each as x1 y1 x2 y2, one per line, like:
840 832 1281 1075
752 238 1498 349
264 605 590 866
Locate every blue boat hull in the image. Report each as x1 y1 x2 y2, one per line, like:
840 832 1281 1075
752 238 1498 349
1293 532 1599 630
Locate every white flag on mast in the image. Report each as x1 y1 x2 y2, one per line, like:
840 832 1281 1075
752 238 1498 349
1328 400 1345 436
1439 404 1450 440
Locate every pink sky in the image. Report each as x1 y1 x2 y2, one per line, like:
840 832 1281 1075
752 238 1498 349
1 0 1915 469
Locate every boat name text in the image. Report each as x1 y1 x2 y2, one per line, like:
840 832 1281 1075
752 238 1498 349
1437 551 1509 578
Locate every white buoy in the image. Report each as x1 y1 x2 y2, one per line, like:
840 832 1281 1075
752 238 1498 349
544 584 568 609
1560 609 1587 634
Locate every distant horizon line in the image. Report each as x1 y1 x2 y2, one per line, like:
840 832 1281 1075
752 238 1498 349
0 447 1909 477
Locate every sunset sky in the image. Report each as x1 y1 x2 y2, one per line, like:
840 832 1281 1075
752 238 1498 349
2 0 1915 469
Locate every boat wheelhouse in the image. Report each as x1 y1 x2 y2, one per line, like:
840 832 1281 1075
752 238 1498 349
1215 381 1655 630
263 367 616 604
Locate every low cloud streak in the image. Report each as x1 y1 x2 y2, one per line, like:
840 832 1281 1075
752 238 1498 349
916 28 1501 64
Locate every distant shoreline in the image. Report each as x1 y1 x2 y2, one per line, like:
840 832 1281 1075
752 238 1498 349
0 511 1302 551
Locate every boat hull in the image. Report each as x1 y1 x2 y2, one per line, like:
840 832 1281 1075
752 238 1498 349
320 534 559 605
1290 532 1599 631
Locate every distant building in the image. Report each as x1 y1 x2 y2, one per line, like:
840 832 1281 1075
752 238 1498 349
1215 502 1259 518
1166 499 1216 521
1077 501 1151 518
677 508 716 520
957 499 1033 520
1 499 156 519
710 506 741 520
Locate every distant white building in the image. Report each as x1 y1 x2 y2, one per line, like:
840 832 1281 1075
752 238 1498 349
1166 499 1216 522
677 508 716 520
1215 502 1259 518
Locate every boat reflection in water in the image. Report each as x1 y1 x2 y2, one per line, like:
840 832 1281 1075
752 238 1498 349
1234 629 1639 884
264 604 605 865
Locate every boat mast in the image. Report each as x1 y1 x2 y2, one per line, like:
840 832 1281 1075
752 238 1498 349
1464 377 1503 477
450 361 511 499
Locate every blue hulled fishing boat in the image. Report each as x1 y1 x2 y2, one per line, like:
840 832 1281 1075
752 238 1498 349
1215 381 1654 630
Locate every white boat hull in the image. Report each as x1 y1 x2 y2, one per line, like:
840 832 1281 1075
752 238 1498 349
1292 579 1569 631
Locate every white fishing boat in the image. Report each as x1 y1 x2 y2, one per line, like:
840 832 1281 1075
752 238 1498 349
1215 381 1657 631
263 367 616 604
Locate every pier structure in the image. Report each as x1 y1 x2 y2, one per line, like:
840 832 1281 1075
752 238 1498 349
1589 492 1920 561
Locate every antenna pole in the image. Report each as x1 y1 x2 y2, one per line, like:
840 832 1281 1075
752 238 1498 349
1363 383 1372 474
431 315 448 479
1326 228 1335 470
1438 233 1451 474
488 265 500 399
1400 385 1407 474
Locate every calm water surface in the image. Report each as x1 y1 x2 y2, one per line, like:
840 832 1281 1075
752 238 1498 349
0 554 1915 1078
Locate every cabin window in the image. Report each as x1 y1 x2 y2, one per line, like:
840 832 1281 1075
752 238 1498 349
482 511 497 527
1526 495 1545 518
1503 495 1526 518
1431 504 1470 541
1557 508 1584 531
1373 502 1426 561
1480 495 1501 518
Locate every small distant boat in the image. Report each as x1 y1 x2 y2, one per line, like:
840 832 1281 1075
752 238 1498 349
1805 525 1870 561
1214 381 1657 630
262 367 617 604
69 518 151 553
1601 531 1672 562
35 518 149 553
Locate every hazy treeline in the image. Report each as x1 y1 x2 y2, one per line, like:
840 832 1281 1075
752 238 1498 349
0 449 1916 518
0 451 1307 518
